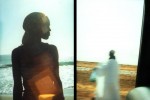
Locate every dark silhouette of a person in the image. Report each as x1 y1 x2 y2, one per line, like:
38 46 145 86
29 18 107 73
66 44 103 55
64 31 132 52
11 12 64 100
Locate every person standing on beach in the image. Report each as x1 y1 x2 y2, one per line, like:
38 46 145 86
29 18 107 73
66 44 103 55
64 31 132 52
95 50 120 100
11 12 64 100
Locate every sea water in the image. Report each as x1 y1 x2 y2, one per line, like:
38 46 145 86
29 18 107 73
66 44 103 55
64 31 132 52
0 55 74 94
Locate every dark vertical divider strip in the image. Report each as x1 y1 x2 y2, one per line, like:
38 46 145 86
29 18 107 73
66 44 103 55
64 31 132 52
136 0 150 87
74 0 77 99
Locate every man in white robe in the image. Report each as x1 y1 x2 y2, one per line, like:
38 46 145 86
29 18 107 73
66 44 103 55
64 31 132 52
95 50 120 100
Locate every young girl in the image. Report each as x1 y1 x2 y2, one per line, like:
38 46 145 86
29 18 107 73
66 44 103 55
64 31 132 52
12 12 64 100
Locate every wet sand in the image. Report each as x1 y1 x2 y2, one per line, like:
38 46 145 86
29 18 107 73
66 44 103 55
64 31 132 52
77 61 137 100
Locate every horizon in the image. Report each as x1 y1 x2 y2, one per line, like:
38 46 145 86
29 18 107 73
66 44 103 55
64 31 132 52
0 54 73 61
77 60 138 66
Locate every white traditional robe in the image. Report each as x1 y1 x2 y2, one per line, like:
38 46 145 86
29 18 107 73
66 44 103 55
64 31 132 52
95 59 120 100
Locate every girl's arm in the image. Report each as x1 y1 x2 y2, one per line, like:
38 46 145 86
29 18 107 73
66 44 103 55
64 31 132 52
12 48 23 100
50 45 64 98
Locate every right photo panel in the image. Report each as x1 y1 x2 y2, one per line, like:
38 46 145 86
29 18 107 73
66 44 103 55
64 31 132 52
77 0 144 100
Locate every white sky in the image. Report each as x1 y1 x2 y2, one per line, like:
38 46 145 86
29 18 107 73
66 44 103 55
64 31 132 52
77 0 144 65
0 0 73 60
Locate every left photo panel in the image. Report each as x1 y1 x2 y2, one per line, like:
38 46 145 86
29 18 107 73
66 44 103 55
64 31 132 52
0 0 74 100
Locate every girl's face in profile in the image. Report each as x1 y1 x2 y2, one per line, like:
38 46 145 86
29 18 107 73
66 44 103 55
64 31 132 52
41 16 51 39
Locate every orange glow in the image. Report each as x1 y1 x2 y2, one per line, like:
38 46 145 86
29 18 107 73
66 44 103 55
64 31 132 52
38 94 55 100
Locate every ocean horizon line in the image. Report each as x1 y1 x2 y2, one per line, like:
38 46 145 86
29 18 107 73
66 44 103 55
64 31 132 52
0 61 74 68
0 54 73 60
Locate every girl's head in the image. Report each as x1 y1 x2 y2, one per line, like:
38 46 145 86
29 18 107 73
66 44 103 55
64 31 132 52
22 12 51 44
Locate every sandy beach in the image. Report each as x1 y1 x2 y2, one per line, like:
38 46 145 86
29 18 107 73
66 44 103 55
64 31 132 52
77 61 137 100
